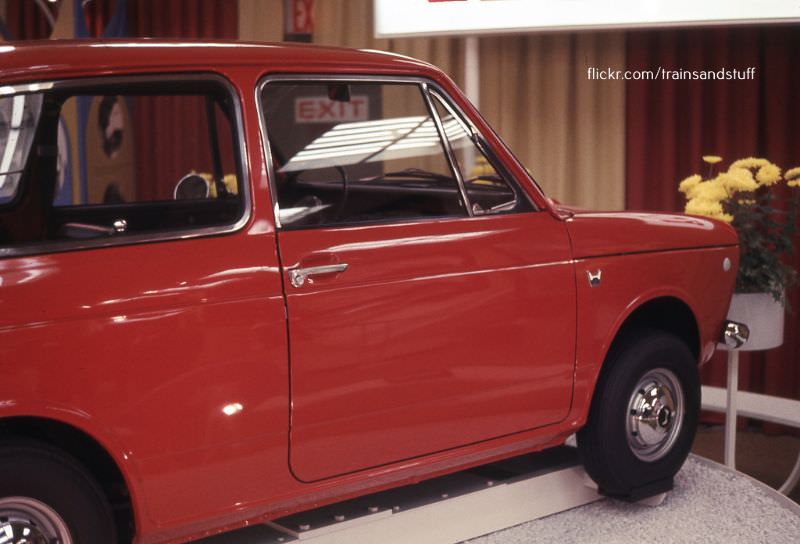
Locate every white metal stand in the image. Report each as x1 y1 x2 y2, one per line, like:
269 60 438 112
701 349 800 495
195 447 612 544
724 350 739 468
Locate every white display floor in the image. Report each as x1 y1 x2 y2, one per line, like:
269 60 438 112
194 452 800 544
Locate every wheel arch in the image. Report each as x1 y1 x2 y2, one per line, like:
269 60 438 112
607 295 700 363
571 293 702 429
0 416 136 542
581 294 700 416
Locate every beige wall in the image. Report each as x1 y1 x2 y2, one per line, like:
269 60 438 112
479 32 626 209
239 0 283 42
239 0 626 210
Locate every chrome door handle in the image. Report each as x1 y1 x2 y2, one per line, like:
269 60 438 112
289 264 349 288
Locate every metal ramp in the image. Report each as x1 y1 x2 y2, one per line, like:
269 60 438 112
195 445 604 544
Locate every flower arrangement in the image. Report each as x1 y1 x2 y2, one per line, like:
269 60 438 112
679 156 799 304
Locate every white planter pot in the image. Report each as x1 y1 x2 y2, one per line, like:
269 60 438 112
723 292 785 351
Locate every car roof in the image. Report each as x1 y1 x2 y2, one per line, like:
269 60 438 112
0 39 439 83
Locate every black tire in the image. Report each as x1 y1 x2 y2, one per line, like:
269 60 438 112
0 439 117 543
577 330 700 498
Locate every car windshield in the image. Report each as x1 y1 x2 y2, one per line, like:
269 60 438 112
0 93 42 204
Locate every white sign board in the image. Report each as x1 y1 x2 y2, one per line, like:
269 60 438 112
374 0 800 38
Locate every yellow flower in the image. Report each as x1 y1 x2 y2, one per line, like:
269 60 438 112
719 168 758 194
737 199 756 205
678 174 702 195
789 179 800 188
755 163 781 186
693 179 728 203
685 198 723 216
702 155 723 164
685 198 734 223
785 166 800 181
469 156 495 178
730 157 770 170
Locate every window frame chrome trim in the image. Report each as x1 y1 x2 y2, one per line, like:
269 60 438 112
426 87 528 214
420 82 473 217
0 73 252 259
255 73 536 232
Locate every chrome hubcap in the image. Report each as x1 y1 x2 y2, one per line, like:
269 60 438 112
0 497 72 544
626 368 684 461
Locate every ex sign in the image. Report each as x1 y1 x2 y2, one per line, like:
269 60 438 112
285 0 315 36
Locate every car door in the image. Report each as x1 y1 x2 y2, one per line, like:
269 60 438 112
260 77 576 482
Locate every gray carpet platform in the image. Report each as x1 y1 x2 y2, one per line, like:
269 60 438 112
469 455 800 544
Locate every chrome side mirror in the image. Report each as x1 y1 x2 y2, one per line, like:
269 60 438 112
721 320 750 349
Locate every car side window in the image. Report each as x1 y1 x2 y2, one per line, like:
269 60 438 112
261 81 468 228
430 91 528 216
0 77 246 256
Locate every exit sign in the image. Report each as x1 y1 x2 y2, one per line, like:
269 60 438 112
294 96 370 124
285 0 315 36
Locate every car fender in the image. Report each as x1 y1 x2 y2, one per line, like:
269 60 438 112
566 246 737 428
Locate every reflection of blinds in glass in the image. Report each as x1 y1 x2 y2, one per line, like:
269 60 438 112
0 94 42 202
280 115 467 172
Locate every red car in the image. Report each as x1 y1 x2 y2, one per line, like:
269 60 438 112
0 40 741 544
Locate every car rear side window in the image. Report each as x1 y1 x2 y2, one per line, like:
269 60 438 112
0 76 247 256
261 81 468 228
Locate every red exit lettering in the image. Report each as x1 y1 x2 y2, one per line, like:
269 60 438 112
295 95 369 124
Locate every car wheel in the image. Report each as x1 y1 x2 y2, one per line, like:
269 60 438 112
577 330 700 500
0 440 117 543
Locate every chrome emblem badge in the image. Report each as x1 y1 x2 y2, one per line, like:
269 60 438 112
723 257 732 272
587 269 602 287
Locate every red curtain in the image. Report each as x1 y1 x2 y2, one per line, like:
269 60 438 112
127 0 237 39
123 1 239 201
3 0 56 40
3 1 237 40
84 0 119 37
132 96 237 202
626 26 800 419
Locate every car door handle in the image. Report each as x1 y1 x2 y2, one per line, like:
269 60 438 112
289 264 349 288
